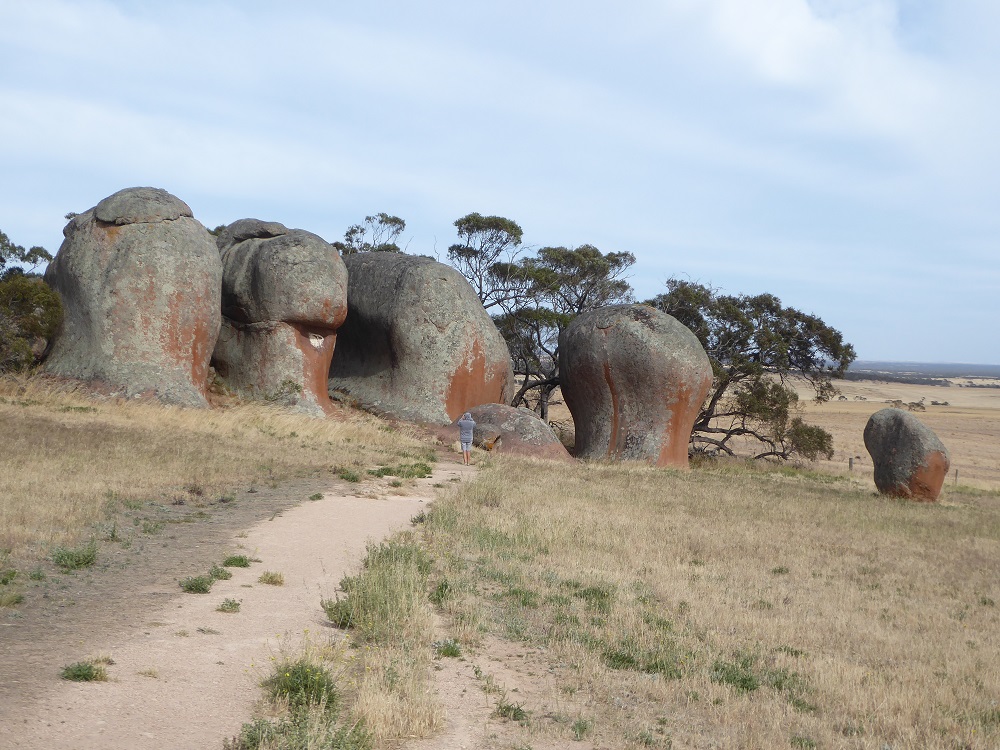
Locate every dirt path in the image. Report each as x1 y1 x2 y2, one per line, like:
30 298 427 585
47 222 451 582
0 462 473 750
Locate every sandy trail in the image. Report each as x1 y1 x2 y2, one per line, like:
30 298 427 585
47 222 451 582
0 462 471 750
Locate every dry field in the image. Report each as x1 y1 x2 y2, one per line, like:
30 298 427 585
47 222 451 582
2 373 999 750
0 375 432 565
424 456 1000 749
791 377 1000 491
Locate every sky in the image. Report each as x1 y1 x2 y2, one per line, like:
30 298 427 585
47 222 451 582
1 0 997 364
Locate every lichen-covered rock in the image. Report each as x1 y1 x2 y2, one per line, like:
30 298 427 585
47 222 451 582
212 220 347 416
43 187 221 407
863 408 950 501
439 403 574 462
330 253 513 424
559 304 712 468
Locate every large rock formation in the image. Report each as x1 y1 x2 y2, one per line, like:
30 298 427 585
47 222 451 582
212 219 348 415
559 304 712 468
863 408 950 501
439 403 574 462
330 253 513 424
43 187 222 407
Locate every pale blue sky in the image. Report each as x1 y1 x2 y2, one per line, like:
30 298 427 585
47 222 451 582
1 0 997 363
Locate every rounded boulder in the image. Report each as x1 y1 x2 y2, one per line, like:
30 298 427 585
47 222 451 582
43 187 222 407
330 253 513 424
559 304 712 468
212 220 348 416
863 408 950 501
442 403 574 462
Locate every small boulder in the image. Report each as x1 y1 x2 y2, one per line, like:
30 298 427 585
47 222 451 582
863 408 950 501
43 187 222 407
440 403 574 462
559 304 712 468
212 220 348 415
330 253 513 424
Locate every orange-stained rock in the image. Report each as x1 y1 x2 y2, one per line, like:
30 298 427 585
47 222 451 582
436 403 575 463
863 408 950 501
330 253 513 425
559 304 712 468
212 220 347 416
43 187 221 407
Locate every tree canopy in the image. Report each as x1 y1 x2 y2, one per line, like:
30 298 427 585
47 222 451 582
0 230 61 373
647 279 856 460
446 213 526 312
333 213 407 254
458 238 636 419
0 229 51 275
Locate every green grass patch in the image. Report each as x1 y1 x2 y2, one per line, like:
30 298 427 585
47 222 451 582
223 555 253 568
61 661 108 682
321 534 431 642
263 659 338 711
367 462 433 479
495 694 528 722
337 468 362 483
52 540 98 571
210 565 233 580
434 638 462 657
217 598 241 613
179 575 213 594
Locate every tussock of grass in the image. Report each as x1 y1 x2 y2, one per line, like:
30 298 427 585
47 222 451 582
226 644 371 750
51 540 97 571
367 462 433 479
258 571 284 586
61 661 108 682
423 456 1000 749
179 575 213 594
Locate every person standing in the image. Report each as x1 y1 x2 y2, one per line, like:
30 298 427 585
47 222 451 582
457 411 476 466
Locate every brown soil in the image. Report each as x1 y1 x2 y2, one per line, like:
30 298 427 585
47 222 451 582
0 462 473 750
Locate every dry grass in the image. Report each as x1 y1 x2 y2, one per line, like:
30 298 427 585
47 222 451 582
424 456 1000 749
323 533 444 742
0 375 430 563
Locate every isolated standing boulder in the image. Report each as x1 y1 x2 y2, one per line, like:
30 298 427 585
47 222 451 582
863 408 950 501
212 220 348 416
43 187 221 407
559 304 712 468
330 253 513 424
439 403 574 462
